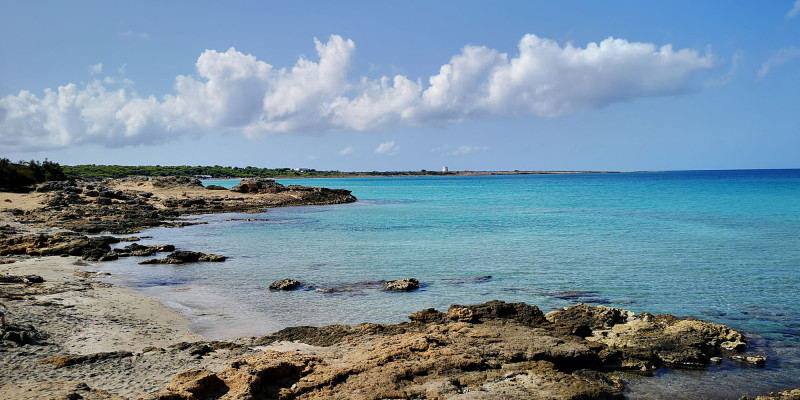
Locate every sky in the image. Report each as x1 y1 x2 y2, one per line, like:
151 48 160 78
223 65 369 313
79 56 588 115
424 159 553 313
1 1 798 171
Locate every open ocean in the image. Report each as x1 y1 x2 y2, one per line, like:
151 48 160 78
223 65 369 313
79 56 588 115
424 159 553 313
92 170 800 399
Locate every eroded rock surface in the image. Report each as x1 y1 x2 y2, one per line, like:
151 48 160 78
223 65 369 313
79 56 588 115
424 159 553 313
141 301 755 400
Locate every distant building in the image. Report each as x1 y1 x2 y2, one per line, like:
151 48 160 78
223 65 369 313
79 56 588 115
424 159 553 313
292 168 313 172
442 166 449 172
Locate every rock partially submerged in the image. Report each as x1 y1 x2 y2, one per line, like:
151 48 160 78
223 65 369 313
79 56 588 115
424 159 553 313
139 250 227 265
382 277 419 291
269 279 302 290
113 243 176 257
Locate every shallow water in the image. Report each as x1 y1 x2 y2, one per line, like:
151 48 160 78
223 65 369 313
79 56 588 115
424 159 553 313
92 170 800 398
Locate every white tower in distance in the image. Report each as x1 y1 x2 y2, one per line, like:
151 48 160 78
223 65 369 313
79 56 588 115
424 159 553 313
442 166 449 172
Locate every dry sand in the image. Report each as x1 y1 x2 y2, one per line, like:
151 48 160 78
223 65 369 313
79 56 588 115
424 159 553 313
0 256 248 399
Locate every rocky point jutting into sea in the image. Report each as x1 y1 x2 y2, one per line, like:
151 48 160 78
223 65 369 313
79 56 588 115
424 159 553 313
0 176 796 399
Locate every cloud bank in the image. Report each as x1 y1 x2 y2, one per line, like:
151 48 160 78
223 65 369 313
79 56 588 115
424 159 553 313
0 34 714 151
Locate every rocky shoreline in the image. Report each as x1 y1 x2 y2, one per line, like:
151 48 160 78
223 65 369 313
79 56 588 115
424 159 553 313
0 178 796 399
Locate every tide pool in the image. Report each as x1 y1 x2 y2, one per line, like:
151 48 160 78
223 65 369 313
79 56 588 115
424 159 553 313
93 170 800 398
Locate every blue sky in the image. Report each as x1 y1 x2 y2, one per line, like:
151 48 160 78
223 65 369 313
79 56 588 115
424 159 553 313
1 1 798 171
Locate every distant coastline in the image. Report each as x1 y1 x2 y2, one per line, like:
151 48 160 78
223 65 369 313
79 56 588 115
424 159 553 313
62 163 650 180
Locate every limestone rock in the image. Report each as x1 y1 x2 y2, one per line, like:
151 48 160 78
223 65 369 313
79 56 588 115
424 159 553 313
584 311 748 369
231 179 286 194
732 354 767 366
382 277 419 291
753 388 800 400
546 303 634 337
409 308 446 323
165 368 228 398
448 300 546 326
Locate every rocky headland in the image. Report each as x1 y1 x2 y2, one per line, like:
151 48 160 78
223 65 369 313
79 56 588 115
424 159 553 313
0 178 793 399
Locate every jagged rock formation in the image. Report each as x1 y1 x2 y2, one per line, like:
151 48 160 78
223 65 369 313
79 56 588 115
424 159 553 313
136 300 756 400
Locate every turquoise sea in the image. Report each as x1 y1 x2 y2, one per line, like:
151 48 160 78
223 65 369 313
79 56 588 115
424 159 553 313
93 170 800 399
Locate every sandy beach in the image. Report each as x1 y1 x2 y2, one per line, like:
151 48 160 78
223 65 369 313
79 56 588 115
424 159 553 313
0 256 216 398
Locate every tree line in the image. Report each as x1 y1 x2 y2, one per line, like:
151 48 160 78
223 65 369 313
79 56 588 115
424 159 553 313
0 158 68 191
1 160 452 190
62 165 449 179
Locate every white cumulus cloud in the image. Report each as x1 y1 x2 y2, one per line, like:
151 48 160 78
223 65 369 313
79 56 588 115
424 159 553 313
0 34 716 152
375 140 400 155
757 47 800 80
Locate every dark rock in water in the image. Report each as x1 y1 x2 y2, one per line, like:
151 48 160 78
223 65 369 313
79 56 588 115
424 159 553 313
113 243 175 258
382 278 419 291
316 280 384 295
139 250 227 264
732 355 766 367
552 290 612 305
82 248 110 262
443 275 493 285
269 279 301 291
